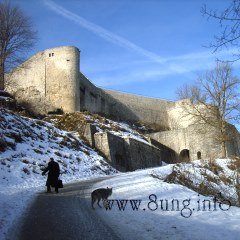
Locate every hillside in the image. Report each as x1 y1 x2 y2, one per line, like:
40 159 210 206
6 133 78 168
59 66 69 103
0 108 118 239
44 111 163 172
44 111 150 144
0 108 117 188
157 159 240 207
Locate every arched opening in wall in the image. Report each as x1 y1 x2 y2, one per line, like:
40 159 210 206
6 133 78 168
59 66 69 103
197 151 201 160
179 149 190 162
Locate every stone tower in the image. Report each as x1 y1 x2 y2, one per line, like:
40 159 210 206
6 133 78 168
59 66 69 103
6 46 80 113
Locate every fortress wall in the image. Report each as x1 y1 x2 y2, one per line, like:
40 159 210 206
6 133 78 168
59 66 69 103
5 51 46 112
225 124 240 157
94 132 111 161
6 46 80 113
149 124 222 161
149 138 178 163
79 75 176 129
107 132 128 171
79 74 141 122
103 89 175 129
79 74 209 132
149 129 188 159
94 131 129 171
79 73 104 113
167 99 196 129
83 123 99 147
167 101 220 130
125 138 162 171
94 131 162 171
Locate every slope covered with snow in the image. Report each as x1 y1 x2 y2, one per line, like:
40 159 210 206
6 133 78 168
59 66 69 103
0 108 117 238
46 111 150 144
0 109 117 186
92 165 240 240
162 159 240 207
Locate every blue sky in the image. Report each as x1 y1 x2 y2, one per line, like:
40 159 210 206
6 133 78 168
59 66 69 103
10 0 238 100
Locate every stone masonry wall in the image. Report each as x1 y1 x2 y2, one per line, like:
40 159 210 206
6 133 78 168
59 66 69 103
6 46 80 114
83 123 99 147
79 73 143 123
103 89 175 130
79 73 178 130
149 124 224 161
107 132 128 171
79 74 206 134
94 132 128 171
93 131 162 171
125 138 162 171
149 138 178 164
94 132 111 162
225 124 240 157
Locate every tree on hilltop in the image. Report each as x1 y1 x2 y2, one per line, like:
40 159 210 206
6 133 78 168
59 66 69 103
0 0 37 90
176 62 240 158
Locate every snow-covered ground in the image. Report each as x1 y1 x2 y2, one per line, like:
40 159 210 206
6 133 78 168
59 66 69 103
92 165 240 240
48 111 150 144
1 108 239 240
161 159 239 206
0 109 117 239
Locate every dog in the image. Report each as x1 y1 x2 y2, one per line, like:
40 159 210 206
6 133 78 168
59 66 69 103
91 187 112 209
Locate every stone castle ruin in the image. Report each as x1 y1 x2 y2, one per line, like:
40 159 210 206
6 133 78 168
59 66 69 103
5 46 240 169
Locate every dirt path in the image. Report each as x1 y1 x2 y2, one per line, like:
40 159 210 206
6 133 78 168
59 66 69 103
7 176 121 240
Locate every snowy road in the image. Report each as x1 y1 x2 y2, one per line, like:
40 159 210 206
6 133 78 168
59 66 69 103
7 176 121 240
4 165 240 240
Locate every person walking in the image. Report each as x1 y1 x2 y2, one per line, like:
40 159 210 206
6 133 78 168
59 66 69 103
42 157 60 193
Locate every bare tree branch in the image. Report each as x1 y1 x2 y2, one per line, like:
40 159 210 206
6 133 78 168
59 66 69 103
176 62 240 158
202 0 240 61
0 0 37 90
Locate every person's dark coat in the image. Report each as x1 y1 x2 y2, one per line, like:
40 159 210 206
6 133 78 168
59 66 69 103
42 160 60 187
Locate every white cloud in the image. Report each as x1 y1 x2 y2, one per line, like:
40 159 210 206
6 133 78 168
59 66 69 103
44 0 166 63
44 0 240 86
90 49 240 87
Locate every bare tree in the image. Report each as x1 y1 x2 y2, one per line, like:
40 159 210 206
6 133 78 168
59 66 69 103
176 62 240 158
202 0 240 61
175 83 203 104
0 0 37 90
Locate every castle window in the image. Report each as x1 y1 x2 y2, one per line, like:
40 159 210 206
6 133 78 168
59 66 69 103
52 53 54 56
197 151 201 160
49 53 51 57
80 87 85 94
66 59 70 62
90 92 97 99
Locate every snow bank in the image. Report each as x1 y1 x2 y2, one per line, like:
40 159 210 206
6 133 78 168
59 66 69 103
92 166 240 240
161 159 239 206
